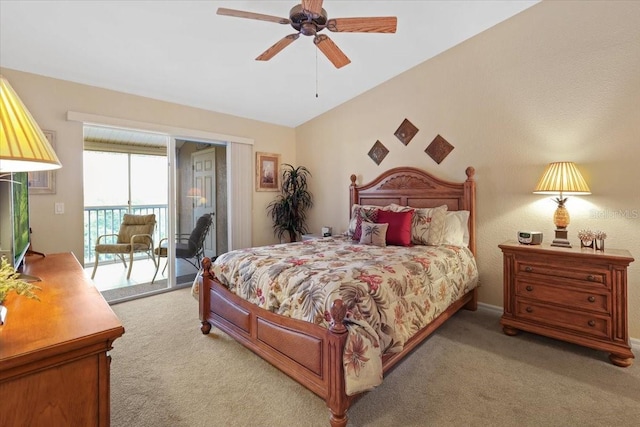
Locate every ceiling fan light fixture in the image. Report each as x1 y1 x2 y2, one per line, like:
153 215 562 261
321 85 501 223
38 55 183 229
300 22 317 36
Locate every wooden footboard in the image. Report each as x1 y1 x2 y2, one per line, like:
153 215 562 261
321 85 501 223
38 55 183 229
199 257 353 427
199 257 478 427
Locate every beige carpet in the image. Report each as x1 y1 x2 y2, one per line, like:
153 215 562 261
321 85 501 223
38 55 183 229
110 288 640 427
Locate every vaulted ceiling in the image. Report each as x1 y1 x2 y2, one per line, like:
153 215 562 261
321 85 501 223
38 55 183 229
0 1 539 128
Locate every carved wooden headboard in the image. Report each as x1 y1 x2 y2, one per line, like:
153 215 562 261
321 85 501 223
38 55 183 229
349 166 477 255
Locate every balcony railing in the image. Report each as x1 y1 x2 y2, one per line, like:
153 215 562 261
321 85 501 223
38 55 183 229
84 205 168 265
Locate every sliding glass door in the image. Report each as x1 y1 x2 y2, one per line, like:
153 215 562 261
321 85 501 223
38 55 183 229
75 118 246 303
83 134 168 296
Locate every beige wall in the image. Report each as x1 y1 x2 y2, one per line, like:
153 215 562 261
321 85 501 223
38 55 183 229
0 67 296 263
296 1 640 338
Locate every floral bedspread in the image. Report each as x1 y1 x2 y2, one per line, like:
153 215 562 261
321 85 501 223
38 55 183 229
205 236 479 395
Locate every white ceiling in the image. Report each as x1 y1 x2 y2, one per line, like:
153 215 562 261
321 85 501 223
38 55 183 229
0 0 539 128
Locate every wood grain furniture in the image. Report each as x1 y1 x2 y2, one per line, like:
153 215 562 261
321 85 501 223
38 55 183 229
199 166 477 427
0 252 124 427
499 241 634 366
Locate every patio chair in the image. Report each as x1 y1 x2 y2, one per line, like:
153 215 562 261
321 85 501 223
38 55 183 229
91 213 157 280
151 213 214 283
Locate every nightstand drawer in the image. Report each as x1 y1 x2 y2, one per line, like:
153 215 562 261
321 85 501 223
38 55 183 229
515 300 611 339
515 260 608 287
515 280 610 314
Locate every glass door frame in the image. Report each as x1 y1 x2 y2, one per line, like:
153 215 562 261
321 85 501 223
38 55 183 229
165 136 177 288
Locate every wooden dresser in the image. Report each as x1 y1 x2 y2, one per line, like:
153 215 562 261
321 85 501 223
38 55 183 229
0 253 124 427
499 241 634 367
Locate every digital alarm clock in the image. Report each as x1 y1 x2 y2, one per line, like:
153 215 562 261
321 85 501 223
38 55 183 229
518 231 543 245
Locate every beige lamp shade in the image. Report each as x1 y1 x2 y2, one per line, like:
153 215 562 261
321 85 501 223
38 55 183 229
533 161 590 248
533 162 591 196
1 75 62 173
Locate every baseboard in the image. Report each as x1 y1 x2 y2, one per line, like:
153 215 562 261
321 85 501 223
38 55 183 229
477 301 502 315
476 302 640 352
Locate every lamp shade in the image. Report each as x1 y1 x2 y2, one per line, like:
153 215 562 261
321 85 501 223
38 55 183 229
533 162 591 195
0 75 62 172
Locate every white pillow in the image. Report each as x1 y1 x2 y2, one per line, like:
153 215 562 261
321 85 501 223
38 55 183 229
442 210 470 247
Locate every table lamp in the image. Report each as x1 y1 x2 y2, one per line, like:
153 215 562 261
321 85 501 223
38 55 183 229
533 162 590 248
0 74 62 292
1 75 61 173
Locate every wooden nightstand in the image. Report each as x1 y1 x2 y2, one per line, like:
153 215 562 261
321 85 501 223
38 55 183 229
499 241 635 367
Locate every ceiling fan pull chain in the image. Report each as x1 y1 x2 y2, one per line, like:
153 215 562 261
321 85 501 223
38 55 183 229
315 47 319 98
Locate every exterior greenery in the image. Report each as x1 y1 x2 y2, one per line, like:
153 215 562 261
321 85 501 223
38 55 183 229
267 164 313 243
84 205 166 263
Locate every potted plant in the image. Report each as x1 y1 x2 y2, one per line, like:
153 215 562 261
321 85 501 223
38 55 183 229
0 257 40 325
267 164 313 243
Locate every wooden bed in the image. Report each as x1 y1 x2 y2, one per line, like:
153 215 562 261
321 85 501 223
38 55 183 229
199 166 477 426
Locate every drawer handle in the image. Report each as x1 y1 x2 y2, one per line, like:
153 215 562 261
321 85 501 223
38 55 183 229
525 266 533 272
588 296 596 303
525 307 533 313
526 285 534 292
587 275 597 282
588 320 596 327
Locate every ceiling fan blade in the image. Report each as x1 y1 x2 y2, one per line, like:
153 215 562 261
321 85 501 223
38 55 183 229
301 0 324 17
327 17 397 33
314 35 351 69
256 34 300 61
217 8 290 25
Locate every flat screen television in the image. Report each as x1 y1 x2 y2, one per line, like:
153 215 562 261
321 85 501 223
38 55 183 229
0 171 31 272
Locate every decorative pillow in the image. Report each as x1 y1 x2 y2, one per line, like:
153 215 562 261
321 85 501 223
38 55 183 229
376 209 413 246
347 204 360 237
359 221 388 247
443 210 470 247
348 204 390 240
389 204 448 245
353 208 379 241
348 204 367 238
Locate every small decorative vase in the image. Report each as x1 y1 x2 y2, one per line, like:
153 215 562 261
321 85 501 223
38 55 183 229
581 240 594 249
595 239 605 251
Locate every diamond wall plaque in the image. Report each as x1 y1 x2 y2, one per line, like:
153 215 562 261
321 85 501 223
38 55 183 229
425 134 454 164
394 118 419 146
368 140 389 165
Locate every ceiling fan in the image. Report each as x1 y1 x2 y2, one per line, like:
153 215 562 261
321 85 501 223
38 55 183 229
217 0 397 69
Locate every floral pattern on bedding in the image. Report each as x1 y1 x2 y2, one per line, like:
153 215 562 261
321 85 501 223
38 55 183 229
209 235 479 395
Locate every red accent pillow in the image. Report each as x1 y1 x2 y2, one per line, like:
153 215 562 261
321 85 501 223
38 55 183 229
376 210 413 246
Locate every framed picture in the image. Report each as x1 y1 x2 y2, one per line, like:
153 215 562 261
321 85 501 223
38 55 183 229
255 152 280 192
28 130 56 195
